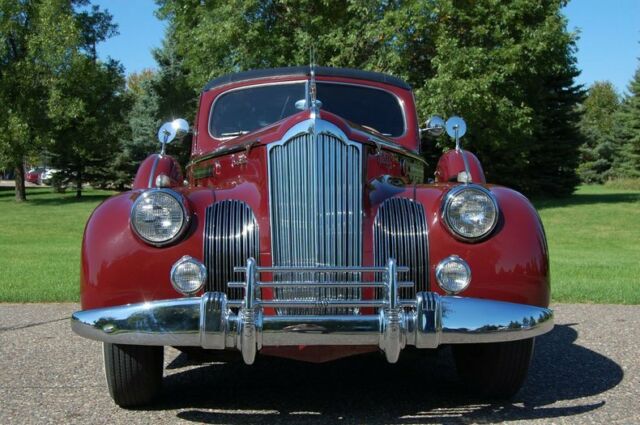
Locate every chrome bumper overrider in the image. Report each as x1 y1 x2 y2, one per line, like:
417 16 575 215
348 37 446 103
71 259 553 364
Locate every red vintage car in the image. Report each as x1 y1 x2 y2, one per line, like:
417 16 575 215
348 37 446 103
72 66 553 407
26 167 44 184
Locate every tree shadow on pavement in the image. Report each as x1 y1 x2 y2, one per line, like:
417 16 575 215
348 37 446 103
154 324 621 424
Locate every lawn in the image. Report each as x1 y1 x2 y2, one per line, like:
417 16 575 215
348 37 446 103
534 185 640 304
0 187 115 302
0 184 638 303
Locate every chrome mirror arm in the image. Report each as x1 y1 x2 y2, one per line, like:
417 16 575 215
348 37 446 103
445 116 472 184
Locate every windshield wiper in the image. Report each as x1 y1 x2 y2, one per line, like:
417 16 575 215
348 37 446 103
220 130 250 138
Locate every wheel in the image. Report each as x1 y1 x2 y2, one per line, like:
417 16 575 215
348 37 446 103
103 343 164 407
452 338 534 399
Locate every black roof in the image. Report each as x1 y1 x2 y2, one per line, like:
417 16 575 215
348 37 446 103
202 66 411 92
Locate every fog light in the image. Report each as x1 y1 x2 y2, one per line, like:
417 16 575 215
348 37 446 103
435 255 471 294
170 256 206 295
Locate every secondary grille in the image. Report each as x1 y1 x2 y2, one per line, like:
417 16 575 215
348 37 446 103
268 131 363 314
203 200 259 299
374 197 429 298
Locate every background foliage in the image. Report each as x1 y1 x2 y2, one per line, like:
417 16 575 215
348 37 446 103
155 0 588 195
1 0 639 199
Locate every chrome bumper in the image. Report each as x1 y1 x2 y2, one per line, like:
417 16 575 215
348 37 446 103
71 259 553 364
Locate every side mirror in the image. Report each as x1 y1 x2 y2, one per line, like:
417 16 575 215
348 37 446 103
445 116 466 140
423 115 446 137
157 118 190 154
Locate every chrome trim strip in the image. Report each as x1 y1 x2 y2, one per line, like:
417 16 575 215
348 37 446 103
203 200 259 298
71 257 554 364
374 198 429 297
267 119 363 315
147 154 161 188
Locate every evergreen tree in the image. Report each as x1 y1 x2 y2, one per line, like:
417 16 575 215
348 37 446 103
152 35 196 167
577 81 621 183
420 0 584 196
616 64 640 178
112 71 161 189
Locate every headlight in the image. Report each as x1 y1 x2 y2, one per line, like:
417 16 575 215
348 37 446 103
442 185 498 241
130 189 189 246
435 255 471 294
170 256 206 295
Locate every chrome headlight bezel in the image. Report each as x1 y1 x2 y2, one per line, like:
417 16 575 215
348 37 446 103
130 189 190 247
441 184 499 242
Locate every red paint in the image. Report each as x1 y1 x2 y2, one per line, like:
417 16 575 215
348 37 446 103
132 154 184 190
81 71 549 363
435 150 486 183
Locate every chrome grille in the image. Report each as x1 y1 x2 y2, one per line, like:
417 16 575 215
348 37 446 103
204 200 259 299
374 197 429 298
268 131 363 314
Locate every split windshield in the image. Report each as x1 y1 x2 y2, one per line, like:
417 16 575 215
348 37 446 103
209 82 405 138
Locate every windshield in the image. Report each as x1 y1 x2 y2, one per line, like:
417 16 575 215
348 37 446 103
209 82 405 138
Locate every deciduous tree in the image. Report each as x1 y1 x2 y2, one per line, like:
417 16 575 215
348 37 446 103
155 0 583 196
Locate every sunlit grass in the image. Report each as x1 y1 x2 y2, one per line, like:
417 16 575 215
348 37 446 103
534 185 640 304
0 187 115 302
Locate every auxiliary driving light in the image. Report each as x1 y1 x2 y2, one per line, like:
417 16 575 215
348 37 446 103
170 256 207 295
435 255 471 294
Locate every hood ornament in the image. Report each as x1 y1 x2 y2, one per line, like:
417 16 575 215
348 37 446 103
295 49 323 123
308 48 322 120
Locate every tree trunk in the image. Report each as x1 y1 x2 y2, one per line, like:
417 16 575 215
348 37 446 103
14 162 26 202
76 169 82 198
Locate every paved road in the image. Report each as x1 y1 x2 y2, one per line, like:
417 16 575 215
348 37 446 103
0 303 638 424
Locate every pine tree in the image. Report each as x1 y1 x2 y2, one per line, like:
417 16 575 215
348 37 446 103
112 72 161 189
616 64 640 178
577 82 621 183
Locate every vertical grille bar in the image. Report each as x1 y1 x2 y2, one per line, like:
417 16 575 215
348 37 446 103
269 132 363 314
374 198 429 298
204 200 259 299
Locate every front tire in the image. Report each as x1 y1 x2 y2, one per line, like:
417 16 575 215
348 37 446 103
103 343 164 407
452 338 534 399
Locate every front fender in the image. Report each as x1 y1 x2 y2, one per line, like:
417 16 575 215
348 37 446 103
80 188 214 310
412 184 550 307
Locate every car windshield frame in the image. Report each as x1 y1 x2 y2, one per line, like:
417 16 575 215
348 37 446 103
208 81 406 140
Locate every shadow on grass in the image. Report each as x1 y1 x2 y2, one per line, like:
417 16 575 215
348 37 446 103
533 192 640 210
144 324 622 424
0 186 114 205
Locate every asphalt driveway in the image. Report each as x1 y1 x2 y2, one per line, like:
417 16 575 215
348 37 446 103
0 303 637 424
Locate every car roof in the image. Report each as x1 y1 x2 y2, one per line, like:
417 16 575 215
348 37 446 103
202 66 411 92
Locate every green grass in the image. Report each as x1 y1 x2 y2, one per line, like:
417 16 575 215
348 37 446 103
0 187 115 302
534 185 640 304
0 184 638 304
